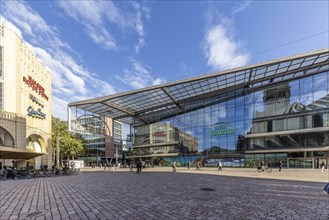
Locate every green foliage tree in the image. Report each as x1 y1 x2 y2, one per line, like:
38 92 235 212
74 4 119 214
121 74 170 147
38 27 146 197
51 116 84 163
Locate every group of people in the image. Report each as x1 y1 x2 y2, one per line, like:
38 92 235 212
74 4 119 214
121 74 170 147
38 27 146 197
170 160 223 172
253 161 282 171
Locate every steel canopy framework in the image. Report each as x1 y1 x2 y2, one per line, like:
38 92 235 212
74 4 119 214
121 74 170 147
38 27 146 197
68 49 329 126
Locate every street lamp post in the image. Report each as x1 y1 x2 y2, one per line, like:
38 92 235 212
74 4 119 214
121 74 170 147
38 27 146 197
66 150 70 168
96 149 98 167
56 135 60 169
115 141 118 164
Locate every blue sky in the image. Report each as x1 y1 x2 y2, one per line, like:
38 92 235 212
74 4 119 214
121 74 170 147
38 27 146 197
1 0 328 121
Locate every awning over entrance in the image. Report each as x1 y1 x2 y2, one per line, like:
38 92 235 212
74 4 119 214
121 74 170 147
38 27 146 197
0 146 46 159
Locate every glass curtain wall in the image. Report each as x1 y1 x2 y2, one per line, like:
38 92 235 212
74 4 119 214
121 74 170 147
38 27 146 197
133 71 329 157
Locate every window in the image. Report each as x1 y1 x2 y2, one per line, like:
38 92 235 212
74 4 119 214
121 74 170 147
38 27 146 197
267 120 273 132
300 77 313 94
313 114 323 128
287 117 300 130
313 72 328 92
273 119 284 131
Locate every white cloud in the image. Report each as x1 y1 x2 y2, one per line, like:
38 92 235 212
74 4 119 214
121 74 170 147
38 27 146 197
116 59 166 89
52 96 69 120
33 47 87 95
57 1 117 50
2 1 53 36
231 1 252 16
2 1 118 120
202 3 250 70
58 0 150 52
132 2 150 53
203 24 249 69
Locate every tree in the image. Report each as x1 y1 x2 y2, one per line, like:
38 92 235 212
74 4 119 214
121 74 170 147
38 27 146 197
51 116 84 164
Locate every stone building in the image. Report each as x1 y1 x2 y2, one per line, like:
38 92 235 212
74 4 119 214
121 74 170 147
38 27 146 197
0 19 52 168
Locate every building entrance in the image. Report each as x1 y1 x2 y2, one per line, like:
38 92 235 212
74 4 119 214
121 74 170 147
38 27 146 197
26 135 44 169
288 158 313 168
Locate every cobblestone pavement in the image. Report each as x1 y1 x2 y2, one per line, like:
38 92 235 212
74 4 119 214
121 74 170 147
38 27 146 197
0 171 328 220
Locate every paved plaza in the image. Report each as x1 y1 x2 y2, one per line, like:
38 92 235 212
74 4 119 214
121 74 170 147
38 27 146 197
0 168 328 220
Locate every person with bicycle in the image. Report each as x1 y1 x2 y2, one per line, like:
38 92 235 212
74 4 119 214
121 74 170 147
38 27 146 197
260 161 266 172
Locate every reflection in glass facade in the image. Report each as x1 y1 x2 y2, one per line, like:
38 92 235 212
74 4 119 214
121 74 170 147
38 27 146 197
69 50 329 168
134 71 329 167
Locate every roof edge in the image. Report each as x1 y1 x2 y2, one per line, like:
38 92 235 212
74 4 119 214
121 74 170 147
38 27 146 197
68 48 329 107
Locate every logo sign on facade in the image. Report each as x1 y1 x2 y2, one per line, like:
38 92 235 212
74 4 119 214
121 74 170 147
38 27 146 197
29 94 44 107
152 131 166 137
23 76 49 101
27 106 46 119
211 122 237 136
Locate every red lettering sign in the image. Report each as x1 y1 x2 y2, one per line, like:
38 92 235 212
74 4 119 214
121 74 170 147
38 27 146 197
153 132 166 137
23 76 49 101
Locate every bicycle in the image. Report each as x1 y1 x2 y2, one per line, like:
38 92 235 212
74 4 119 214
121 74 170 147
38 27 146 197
256 166 272 173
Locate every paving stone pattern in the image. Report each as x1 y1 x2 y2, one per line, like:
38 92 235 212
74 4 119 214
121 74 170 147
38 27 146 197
0 171 328 220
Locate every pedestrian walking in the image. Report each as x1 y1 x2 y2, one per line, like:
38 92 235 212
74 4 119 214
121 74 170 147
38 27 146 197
321 162 325 172
217 161 223 171
278 160 283 172
172 161 176 172
187 161 190 170
252 161 256 168
136 161 142 173
196 161 201 170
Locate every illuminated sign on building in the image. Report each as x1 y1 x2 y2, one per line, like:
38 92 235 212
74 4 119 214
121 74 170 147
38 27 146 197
27 106 46 119
23 76 49 100
29 94 44 107
211 122 237 136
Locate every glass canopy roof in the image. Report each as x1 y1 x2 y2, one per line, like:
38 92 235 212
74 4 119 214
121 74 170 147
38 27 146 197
69 49 329 126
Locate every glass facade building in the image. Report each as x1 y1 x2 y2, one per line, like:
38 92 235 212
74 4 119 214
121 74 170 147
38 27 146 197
133 71 329 168
69 49 329 168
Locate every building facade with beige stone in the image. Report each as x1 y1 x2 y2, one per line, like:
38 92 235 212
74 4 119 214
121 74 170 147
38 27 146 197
0 19 52 169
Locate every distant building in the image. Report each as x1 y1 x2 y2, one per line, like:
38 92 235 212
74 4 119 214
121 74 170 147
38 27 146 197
133 122 198 161
0 19 52 168
125 134 132 149
70 116 122 164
